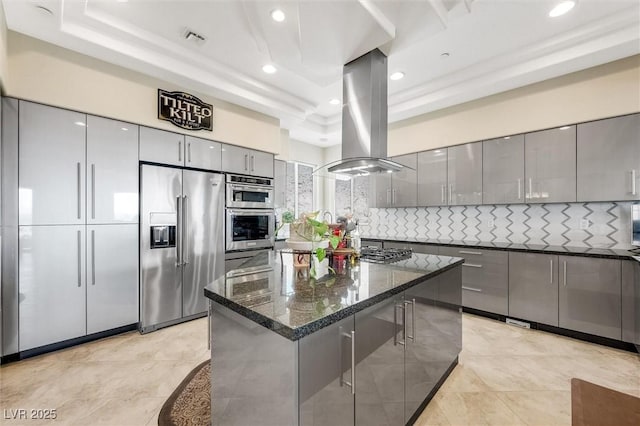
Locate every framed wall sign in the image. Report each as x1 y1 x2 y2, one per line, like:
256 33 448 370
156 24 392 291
158 89 213 131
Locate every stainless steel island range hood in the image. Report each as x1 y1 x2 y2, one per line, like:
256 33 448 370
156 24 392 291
328 49 405 175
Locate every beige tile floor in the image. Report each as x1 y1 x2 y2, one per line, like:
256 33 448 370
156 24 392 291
1 314 638 426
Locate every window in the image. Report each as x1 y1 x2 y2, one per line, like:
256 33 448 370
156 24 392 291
276 161 316 238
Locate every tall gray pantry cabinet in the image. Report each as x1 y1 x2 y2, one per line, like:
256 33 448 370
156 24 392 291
6 99 139 353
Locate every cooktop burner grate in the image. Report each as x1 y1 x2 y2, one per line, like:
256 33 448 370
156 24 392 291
360 246 413 263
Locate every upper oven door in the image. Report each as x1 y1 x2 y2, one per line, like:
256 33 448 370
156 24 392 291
226 184 274 208
226 209 275 251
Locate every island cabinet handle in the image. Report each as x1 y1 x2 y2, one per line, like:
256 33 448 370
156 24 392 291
394 304 406 346
404 299 415 341
207 301 211 350
339 329 355 395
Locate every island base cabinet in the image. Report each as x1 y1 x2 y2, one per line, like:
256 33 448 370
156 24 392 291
299 317 355 426
355 294 405 426
558 256 621 340
210 302 297 426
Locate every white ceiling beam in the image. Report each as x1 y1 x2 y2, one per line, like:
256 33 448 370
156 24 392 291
427 0 449 29
357 0 396 40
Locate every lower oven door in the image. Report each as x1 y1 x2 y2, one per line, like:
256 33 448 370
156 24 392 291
226 209 275 251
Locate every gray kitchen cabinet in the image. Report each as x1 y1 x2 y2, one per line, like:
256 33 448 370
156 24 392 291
447 142 482 205
525 125 576 203
87 224 139 334
139 126 185 167
558 256 621 340
299 316 355 425
439 246 508 315
577 114 640 202
384 241 439 255
18 101 86 225
355 292 405 425
390 153 418 207
417 149 448 206
508 252 559 326
483 135 525 204
185 136 222 171
221 144 274 177
274 159 287 209
19 225 86 351
371 169 392 208
621 261 639 345
86 115 139 224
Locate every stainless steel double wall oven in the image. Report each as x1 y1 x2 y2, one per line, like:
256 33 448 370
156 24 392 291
225 174 275 270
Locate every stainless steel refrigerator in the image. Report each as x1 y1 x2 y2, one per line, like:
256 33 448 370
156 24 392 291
140 164 224 333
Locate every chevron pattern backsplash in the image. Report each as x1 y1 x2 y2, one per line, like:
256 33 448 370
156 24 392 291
358 202 634 248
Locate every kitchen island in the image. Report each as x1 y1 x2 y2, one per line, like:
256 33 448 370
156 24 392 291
204 251 463 426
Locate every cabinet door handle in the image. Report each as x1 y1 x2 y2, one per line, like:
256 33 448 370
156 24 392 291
459 250 482 255
91 164 96 220
549 258 553 284
340 328 355 394
441 185 445 204
631 170 637 196
91 230 96 285
563 261 567 287
77 230 82 287
182 195 189 265
77 162 82 219
462 286 482 292
244 154 249 171
188 142 192 163
392 189 397 205
386 189 391 204
404 299 415 341
528 178 533 199
449 184 453 204
463 263 483 268
394 303 406 346
251 155 255 172
517 178 522 200
207 301 211 350
178 141 182 162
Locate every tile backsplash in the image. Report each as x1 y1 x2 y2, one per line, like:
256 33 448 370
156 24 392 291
359 202 634 248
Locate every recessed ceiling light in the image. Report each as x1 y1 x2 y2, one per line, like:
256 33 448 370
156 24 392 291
390 72 404 81
74 121 86 127
549 1 575 18
329 98 340 105
262 64 277 74
271 9 285 22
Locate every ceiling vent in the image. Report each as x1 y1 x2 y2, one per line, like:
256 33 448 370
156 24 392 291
183 29 207 45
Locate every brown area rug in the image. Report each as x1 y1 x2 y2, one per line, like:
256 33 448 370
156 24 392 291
158 360 211 426
571 378 640 426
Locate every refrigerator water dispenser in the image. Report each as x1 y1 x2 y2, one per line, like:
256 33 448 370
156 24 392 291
150 225 176 249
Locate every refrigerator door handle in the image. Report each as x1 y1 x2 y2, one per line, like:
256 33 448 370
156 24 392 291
176 196 182 267
182 195 189 265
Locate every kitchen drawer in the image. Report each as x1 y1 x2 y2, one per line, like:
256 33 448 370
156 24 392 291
439 246 508 315
384 241 439 255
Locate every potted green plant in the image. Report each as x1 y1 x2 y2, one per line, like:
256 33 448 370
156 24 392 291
276 211 341 278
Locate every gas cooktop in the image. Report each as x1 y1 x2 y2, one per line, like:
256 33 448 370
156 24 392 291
360 246 413 263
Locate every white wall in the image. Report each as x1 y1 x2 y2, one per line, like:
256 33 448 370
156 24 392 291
6 32 281 153
388 55 640 155
0 4 8 92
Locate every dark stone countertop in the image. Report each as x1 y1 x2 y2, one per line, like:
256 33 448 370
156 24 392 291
360 236 640 261
204 251 463 341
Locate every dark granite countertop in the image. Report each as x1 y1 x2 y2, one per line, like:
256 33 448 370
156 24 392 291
360 236 640 261
204 251 463 341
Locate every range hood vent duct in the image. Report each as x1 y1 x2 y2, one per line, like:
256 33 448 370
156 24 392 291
328 48 405 176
